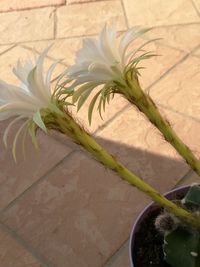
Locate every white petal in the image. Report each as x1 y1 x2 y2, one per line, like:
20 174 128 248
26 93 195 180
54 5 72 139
3 115 25 147
46 60 60 93
0 102 37 116
88 62 115 80
119 28 148 64
13 60 34 86
12 119 28 162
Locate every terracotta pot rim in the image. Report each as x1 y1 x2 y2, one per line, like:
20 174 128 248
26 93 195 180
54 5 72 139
128 184 192 267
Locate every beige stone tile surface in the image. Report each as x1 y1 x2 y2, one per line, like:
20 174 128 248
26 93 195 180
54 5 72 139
61 42 183 135
0 0 65 12
144 24 200 52
67 0 104 3
173 170 198 186
1 151 150 267
0 44 15 55
96 106 189 191
57 1 126 38
0 1 200 266
133 41 184 89
149 55 200 120
177 170 200 186
0 45 66 84
21 35 184 135
22 37 83 66
105 241 130 267
193 0 200 14
0 120 72 210
161 109 200 163
0 228 44 267
123 0 200 27
0 7 54 44
193 46 200 57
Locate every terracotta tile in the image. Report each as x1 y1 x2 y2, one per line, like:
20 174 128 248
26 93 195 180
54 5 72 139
149 55 200 120
123 0 200 27
0 7 54 44
56 1 126 38
96 106 189 191
144 24 200 53
0 0 65 12
0 228 44 267
0 119 72 210
1 151 150 267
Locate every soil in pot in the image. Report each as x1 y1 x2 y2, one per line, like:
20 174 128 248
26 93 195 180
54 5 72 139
133 208 171 267
132 189 188 267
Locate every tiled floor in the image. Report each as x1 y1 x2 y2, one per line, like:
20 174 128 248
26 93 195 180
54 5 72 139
0 0 200 266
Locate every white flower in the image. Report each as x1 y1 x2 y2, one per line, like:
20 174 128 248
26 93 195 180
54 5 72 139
0 47 59 160
67 24 156 123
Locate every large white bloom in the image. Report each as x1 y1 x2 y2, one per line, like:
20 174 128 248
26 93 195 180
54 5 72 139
67 25 156 123
0 47 59 160
68 25 149 84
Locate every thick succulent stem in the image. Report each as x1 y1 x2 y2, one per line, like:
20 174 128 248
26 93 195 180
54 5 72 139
125 78 200 176
48 110 200 229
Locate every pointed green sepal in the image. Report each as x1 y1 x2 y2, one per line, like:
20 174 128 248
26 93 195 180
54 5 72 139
33 111 47 133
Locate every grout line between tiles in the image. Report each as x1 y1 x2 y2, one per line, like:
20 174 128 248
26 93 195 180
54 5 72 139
147 43 200 94
148 22 200 30
1 150 77 214
1 22 200 46
120 0 129 29
173 169 194 188
94 103 130 135
103 238 129 267
158 103 200 124
0 221 56 267
66 0 119 5
191 0 200 17
95 44 200 135
0 3 65 14
20 44 69 67
0 44 17 56
53 8 58 39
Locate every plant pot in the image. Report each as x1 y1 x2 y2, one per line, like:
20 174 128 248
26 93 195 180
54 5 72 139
129 185 191 267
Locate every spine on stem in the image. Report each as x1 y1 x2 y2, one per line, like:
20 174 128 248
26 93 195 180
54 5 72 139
126 78 200 177
49 111 200 230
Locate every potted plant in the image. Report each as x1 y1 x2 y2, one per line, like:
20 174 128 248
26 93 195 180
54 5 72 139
0 25 200 267
63 25 200 266
129 184 200 267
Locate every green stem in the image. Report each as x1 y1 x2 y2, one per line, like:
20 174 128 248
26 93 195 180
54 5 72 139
125 79 200 176
49 111 200 229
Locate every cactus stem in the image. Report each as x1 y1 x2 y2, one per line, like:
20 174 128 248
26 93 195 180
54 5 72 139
125 81 200 177
47 110 200 230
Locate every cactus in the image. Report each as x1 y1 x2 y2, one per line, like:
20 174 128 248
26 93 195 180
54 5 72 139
160 185 200 267
45 110 200 229
125 77 200 177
